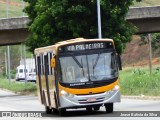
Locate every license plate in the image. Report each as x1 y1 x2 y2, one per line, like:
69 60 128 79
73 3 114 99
87 98 96 102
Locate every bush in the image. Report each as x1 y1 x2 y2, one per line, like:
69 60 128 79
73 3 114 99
0 79 37 95
120 68 160 96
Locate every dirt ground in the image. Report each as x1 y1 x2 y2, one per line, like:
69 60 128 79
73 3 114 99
122 35 160 67
0 0 23 7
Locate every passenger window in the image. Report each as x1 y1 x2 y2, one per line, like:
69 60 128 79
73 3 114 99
19 69 23 73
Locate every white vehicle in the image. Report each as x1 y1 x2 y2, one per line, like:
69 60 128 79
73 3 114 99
15 65 36 83
27 68 36 83
15 65 29 81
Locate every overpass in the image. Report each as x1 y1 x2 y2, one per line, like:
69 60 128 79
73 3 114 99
0 6 160 46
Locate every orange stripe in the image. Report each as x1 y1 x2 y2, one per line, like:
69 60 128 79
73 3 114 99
59 79 119 95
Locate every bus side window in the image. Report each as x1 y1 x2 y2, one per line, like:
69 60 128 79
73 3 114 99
40 54 45 75
48 53 51 75
44 54 49 75
37 56 41 75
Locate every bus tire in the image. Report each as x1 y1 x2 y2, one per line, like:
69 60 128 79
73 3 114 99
105 103 113 113
52 108 58 114
59 108 66 116
45 106 52 114
94 106 100 111
86 107 92 112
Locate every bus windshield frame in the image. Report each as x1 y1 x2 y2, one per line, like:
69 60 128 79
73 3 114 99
58 49 119 86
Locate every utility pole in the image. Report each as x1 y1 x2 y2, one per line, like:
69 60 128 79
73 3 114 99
97 0 102 39
7 46 11 84
23 45 27 89
6 0 8 18
22 0 25 16
148 34 152 75
5 51 7 77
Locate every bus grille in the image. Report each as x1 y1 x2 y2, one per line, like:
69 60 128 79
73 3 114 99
78 97 105 104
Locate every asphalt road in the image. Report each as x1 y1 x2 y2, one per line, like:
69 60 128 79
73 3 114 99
0 89 160 120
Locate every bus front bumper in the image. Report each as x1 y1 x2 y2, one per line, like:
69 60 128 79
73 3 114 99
59 89 120 109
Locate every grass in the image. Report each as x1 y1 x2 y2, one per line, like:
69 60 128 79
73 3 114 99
0 0 160 18
133 0 160 7
0 78 37 95
120 66 160 96
0 0 27 18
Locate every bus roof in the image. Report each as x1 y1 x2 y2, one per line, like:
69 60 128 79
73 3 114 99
55 38 113 45
34 38 114 55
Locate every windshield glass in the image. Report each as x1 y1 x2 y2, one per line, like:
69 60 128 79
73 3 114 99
59 52 118 83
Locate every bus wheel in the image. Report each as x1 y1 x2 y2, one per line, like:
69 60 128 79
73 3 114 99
52 108 58 114
94 106 100 111
105 103 113 113
59 108 66 116
86 107 92 112
45 106 52 114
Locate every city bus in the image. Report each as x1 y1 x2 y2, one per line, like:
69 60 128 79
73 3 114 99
34 38 122 116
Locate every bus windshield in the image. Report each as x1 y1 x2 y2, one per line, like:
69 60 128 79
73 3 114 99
59 52 118 83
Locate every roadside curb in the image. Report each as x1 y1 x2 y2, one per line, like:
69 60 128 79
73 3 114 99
122 95 160 100
0 88 37 96
0 88 16 96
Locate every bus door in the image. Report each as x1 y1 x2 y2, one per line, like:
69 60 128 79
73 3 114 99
44 54 51 106
36 56 43 104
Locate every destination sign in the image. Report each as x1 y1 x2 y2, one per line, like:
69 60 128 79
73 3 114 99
65 42 110 51
58 42 113 53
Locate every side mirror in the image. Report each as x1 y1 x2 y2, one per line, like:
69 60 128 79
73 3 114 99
51 56 56 68
117 54 122 70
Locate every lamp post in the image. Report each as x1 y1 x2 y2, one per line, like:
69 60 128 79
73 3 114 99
7 46 11 84
6 0 8 18
22 0 25 16
97 0 102 39
23 45 27 89
148 34 152 75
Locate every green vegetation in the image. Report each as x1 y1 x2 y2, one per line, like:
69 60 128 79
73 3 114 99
140 33 160 54
0 78 37 95
120 67 160 96
24 0 142 54
0 0 27 18
0 0 160 18
133 0 160 7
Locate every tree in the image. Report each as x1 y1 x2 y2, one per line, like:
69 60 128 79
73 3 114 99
24 0 141 54
140 33 160 53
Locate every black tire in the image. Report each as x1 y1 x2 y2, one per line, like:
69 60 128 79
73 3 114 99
105 103 113 113
59 108 66 116
52 108 58 114
94 106 100 111
86 107 92 112
45 106 52 114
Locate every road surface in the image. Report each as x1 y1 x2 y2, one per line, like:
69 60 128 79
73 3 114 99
0 89 160 120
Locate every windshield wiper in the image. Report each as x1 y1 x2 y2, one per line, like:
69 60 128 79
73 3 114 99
71 55 83 68
93 53 101 69
92 53 101 79
71 55 85 77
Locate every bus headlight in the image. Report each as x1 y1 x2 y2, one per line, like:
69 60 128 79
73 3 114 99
113 85 120 91
61 90 68 96
60 90 74 98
